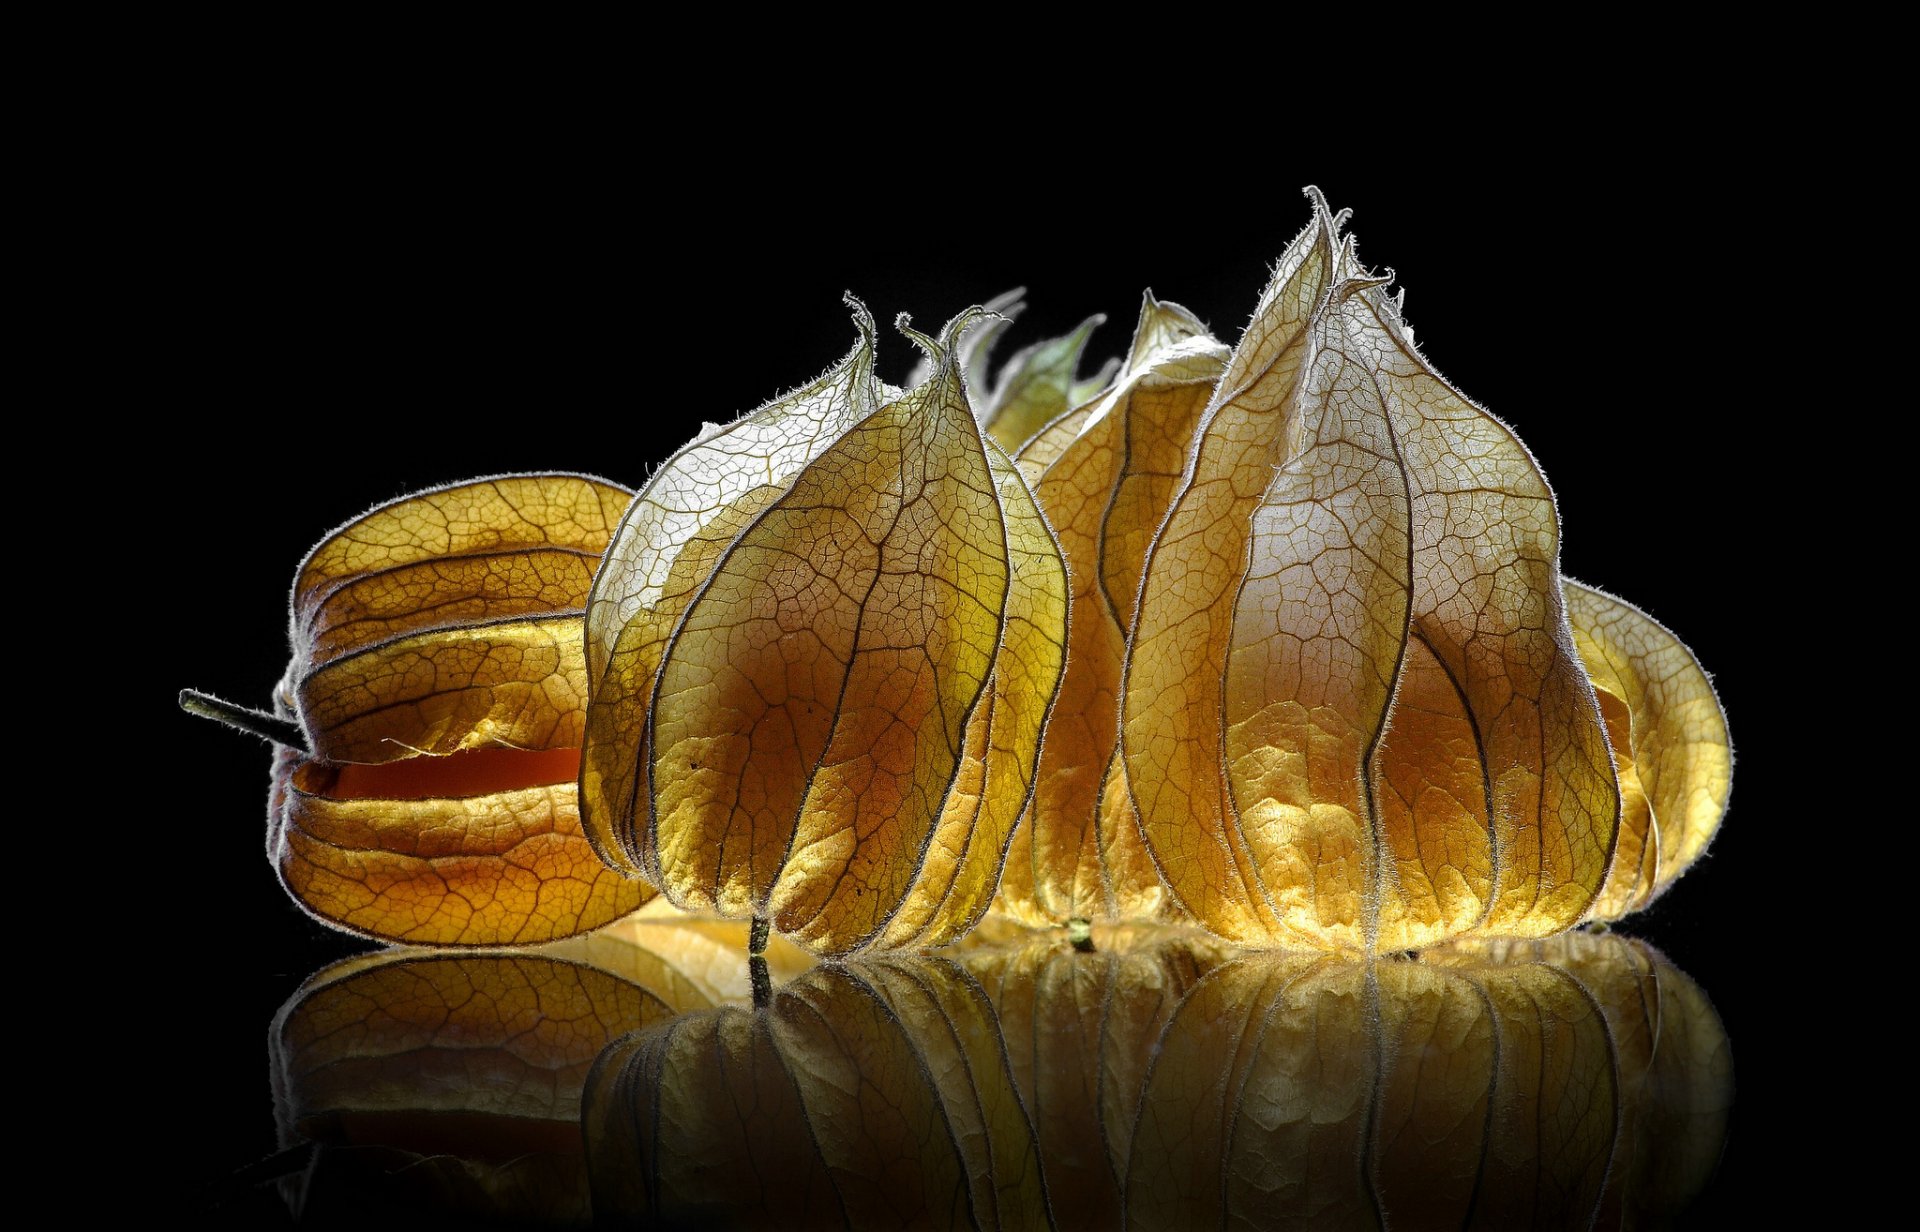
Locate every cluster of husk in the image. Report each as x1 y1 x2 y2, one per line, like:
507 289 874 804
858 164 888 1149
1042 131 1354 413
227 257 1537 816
193 191 1729 958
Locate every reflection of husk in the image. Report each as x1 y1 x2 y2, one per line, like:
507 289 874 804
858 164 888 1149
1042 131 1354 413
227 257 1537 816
585 928 1729 1230
269 918 795 1226
542 904 816 1005
586 958 1052 1229
960 925 1230 1228
1131 955 1620 1228
1430 932 1736 1229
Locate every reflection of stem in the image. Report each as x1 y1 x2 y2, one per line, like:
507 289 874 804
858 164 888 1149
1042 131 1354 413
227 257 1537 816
749 916 770 956
750 956 771 1010
1360 963 1387 1227
1068 917 1095 953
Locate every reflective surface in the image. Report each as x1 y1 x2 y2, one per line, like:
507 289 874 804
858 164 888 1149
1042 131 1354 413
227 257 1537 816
263 920 1729 1229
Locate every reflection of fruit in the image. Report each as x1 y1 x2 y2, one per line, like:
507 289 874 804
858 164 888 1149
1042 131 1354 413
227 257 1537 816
587 957 1052 1229
272 955 669 1224
259 474 654 945
1133 953 1618 1227
270 917 795 1225
961 926 1230 1228
1434 932 1736 1228
585 927 1729 1229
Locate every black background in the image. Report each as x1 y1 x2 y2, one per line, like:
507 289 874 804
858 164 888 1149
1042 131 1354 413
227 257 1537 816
144 102 1781 1222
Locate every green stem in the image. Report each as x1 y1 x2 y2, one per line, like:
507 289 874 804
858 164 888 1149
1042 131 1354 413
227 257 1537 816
179 688 309 752
750 957 771 1010
1068 917 1095 953
749 915 770 957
